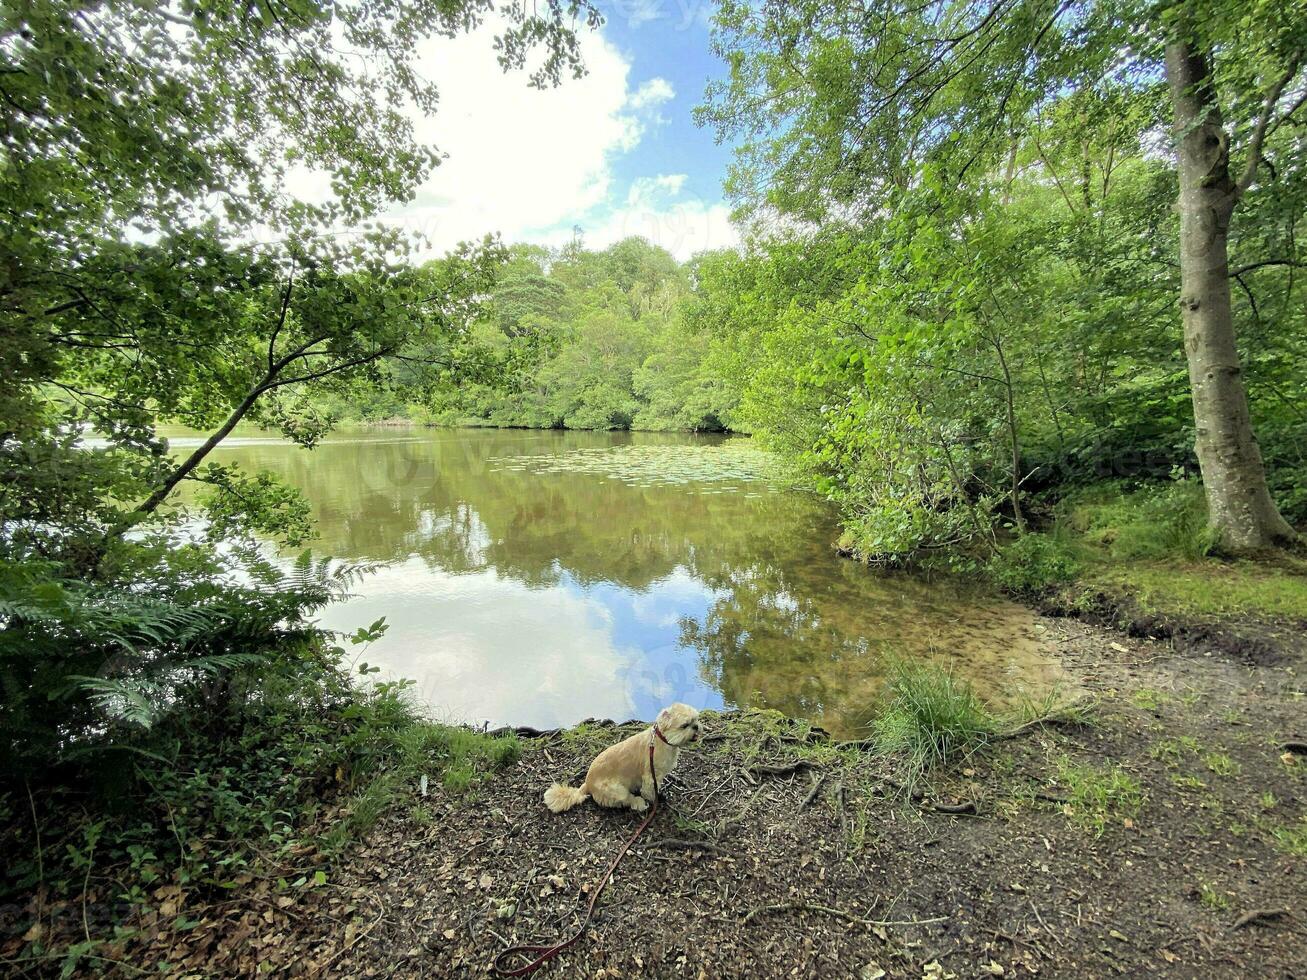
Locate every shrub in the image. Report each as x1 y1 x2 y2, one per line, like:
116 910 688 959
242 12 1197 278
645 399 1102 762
986 532 1081 594
0 546 355 777
1267 464 1307 528
0 627 520 919
0 542 521 962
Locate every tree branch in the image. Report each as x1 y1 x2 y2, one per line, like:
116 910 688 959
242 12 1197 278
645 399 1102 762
1235 57 1302 197
268 265 296 373
1230 258 1305 276
266 346 396 389
42 298 91 317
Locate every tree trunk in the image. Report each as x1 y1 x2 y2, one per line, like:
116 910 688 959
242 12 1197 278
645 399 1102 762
1164 38 1296 552
989 330 1025 533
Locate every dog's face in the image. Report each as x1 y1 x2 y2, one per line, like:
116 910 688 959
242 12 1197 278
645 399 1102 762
656 703 702 746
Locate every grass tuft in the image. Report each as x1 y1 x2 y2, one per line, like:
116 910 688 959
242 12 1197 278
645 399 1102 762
873 660 996 780
1013 687 1096 728
1202 752 1240 777
1197 881 1232 912
1066 479 1218 562
1055 756 1144 836
1270 816 1307 857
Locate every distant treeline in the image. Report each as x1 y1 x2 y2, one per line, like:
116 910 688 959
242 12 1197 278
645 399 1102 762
321 238 743 434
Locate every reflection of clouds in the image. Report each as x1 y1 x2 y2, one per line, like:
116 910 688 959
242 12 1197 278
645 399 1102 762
564 569 725 720
181 426 1076 738
317 560 637 729
617 645 723 718
317 558 728 729
629 566 721 629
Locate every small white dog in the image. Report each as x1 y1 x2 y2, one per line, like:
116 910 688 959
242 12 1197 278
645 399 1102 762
544 704 702 813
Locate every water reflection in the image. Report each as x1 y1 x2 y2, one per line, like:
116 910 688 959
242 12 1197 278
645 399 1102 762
190 427 1068 736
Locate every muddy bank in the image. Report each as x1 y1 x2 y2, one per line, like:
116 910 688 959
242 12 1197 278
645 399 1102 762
64 616 1304 979
1035 586 1305 668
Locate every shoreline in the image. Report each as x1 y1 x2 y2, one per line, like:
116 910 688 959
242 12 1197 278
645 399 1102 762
33 607 1303 978
354 416 748 436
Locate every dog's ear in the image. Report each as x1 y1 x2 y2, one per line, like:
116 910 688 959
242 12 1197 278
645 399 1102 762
655 706 672 728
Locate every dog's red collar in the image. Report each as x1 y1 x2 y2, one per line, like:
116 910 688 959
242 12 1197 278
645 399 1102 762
652 725 673 747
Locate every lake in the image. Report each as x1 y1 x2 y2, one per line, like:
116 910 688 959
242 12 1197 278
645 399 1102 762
188 426 1067 736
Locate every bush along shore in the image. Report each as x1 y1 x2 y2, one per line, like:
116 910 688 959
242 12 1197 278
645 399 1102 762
3 611 1303 978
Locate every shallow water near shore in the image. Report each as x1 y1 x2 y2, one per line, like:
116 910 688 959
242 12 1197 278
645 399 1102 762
180 426 1070 737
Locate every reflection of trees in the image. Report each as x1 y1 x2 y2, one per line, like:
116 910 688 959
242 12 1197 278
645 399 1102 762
683 560 883 734
683 551 1055 736
211 429 831 591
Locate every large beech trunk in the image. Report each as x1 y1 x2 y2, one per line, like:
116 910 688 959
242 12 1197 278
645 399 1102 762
1164 38 1296 552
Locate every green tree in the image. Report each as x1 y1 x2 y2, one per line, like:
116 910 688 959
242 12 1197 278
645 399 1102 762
2 0 597 568
700 0 1305 552
429 237 724 431
0 0 597 777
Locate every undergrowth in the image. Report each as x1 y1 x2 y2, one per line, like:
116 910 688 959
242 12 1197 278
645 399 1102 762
982 478 1307 624
1064 478 1218 562
0 623 517 976
985 531 1081 595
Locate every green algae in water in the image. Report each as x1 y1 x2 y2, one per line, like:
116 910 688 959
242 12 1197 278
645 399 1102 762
487 442 783 489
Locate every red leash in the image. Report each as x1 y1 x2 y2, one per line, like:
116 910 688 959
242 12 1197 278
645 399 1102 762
492 730 668 977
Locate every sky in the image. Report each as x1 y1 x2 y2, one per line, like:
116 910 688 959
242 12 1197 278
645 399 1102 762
382 1 740 262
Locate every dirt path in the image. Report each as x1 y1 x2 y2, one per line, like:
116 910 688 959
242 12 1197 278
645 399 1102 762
111 617 1305 978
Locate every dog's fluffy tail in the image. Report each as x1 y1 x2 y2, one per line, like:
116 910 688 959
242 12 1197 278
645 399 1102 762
544 782 589 813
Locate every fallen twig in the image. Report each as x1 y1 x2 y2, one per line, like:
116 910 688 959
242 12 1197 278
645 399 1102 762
308 896 385 978
748 760 820 779
835 738 877 751
715 786 766 837
486 724 560 739
992 715 1084 741
742 901 947 929
772 733 828 746
686 772 736 817
1029 899 1066 948
993 928 1047 960
801 772 827 808
1230 908 1290 931
929 801 977 815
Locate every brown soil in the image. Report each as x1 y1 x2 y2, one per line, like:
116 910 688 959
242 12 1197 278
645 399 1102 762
1034 589 1303 668
47 616 1300 979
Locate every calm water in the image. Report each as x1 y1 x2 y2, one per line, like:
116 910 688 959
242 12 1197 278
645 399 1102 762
186 427 1066 736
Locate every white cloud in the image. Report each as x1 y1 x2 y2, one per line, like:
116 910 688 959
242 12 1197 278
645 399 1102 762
372 19 640 253
627 173 687 203
558 198 738 261
627 76 675 110
609 0 663 27
600 0 714 31
557 171 740 260
312 21 739 263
